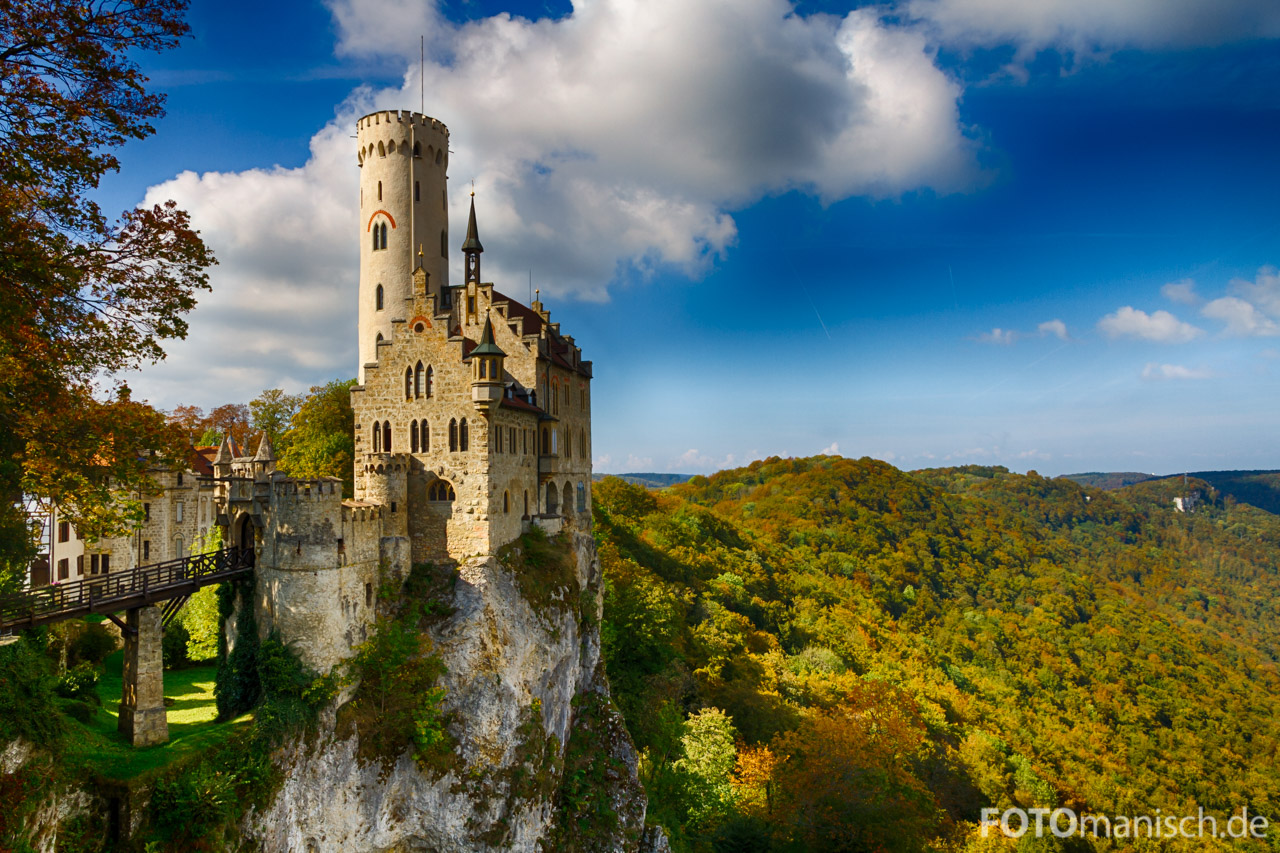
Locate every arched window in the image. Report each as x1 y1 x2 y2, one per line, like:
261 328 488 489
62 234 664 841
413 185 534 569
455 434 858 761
380 222 388 250
382 421 391 453
421 420 430 451
414 361 424 398
449 418 457 452
563 482 574 520
376 332 383 347
546 482 559 514
459 418 469 452
503 491 510 513
413 140 421 157
435 148 443 164
425 366 433 397
405 367 413 400
410 420 419 453
577 482 587 513
376 284 384 310
372 228 379 252
440 229 447 257
378 142 385 157
428 480 455 501
373 423 381 453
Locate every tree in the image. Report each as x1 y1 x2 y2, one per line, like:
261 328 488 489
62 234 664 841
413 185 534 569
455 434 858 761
168 404 210 445
207 403 251 449
0 0 215 580
249 389 301 456
278 379 356 497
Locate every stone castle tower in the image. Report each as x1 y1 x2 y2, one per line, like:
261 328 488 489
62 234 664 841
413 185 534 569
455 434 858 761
350 109 594 566
356 111 451 379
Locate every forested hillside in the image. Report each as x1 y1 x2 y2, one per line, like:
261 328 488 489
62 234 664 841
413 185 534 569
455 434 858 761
594 457 1280 852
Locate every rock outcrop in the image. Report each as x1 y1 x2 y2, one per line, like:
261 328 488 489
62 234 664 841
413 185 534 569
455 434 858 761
249 531 661 852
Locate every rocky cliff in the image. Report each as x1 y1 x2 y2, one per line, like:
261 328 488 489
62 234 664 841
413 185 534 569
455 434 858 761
248 530 666 852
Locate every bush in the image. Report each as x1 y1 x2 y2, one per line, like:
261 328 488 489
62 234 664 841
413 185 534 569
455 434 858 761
58 698 95 724
55 662 100 703
149 761 240 847
0 637 61 746
68 622 117 666
162 620 191 669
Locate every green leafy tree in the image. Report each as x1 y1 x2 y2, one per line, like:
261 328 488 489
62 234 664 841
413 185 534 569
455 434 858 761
249 388 301 456
278 379 356 497
675 707 739 830
0 0 216 581
178 527 224 661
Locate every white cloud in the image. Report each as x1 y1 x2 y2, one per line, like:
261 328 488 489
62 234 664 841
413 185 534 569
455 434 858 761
905 0 1280 56
1097 307 1202 343
820 442 840 455
1037 319 1069 340
624 454 654 471
1161 279 1198 305
1141 362 1214 381
1201 296 1280 337
976 327 1017 345
129 0 985 407
1228 266 1280 319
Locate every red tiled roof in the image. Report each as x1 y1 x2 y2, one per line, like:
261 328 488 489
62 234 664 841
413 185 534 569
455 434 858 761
192 447 216 476
491 290 545 336
500 396 545 415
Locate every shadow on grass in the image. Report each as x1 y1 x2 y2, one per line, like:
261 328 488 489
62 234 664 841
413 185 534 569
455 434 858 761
69 649 251 780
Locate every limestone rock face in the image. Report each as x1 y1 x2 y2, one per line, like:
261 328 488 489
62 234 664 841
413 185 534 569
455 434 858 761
249 531 662 852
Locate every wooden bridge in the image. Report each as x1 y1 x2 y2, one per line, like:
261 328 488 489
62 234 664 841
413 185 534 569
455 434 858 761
0 547 254 747
0 547 253 634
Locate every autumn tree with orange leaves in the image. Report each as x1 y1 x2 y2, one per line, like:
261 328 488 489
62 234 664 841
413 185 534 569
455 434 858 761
0 0 215 584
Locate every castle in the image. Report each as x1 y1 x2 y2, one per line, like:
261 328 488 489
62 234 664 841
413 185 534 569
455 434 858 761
36 110 595 674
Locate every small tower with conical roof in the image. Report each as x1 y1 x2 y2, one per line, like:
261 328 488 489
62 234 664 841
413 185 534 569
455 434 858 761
471 312 505 417
463 193 483 288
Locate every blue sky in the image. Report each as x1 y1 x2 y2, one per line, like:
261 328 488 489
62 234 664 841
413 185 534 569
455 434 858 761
112 0 1280 476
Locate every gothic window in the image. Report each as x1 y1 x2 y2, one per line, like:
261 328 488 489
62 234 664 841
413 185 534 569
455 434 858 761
546 483 558 514
563 483 574 519
459 418 469 452
380 222 388 250
376 284 384 310
428 480 455 501
373 423 381 452
577 482 587 513
413 140 421 157
414 361 424 398
426 366 433 397
411 420 419 453
435 148 442 164
378 142 385 157
449 418 457 452
405 367 413 400
421 420 430 451
382 421 391 453
373 228 379 252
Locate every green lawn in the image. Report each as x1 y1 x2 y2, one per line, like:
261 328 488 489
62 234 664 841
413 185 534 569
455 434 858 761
64 649 251 780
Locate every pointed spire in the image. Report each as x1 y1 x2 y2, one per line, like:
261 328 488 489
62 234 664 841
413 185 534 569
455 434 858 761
254 432 275 462
471 312 506 357
213 436 232 464
462 193 484 253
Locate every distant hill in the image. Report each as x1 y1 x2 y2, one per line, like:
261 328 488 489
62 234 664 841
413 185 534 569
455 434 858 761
1061 469 1280 514
1058 471 1154 490
592 472 693 489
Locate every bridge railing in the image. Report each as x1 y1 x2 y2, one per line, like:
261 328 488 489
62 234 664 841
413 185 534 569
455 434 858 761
0 547 254 632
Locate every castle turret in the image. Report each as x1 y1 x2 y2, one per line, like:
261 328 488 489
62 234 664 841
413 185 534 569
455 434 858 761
462 193 483 287
471 313 505 416
356 110 451 381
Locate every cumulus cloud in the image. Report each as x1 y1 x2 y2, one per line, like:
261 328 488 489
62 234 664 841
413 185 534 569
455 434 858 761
820 442 840 455
129 0 986 407
1097 307 1202 343
976 327 1018 345
1141 362 1214 381
1201 296 1280 337
1037 319 1069 340
1161 279 1198 305
905 0 1280 56
1227 266 1280 319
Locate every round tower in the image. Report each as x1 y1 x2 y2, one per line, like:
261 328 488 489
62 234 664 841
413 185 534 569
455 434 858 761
356 110 450 379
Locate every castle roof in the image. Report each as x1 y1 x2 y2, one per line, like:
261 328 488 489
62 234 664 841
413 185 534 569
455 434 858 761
462 195 483 253
213 436 233 465
254 433 275 462
470 315 506 357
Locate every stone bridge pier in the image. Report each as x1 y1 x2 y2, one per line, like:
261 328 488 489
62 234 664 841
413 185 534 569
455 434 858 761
117 605 169 747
